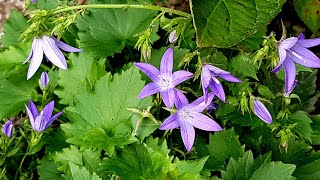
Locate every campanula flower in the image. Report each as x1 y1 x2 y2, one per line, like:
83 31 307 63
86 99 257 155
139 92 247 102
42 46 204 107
273 33 320 94
25 100 63 132
135 47 193 108
31 0 36 3
201 64 241 102
39 72 49 90
253 99 272 124
2 120 13 138
160 89 222 151
169 30 178 44
24 35 82 80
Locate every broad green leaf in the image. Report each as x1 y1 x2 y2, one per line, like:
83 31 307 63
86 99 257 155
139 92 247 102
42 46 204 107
294 0 320 35
43 128 69 153
286 111 313 142
131 113 160 141
67 162 102 180
175 156 209 176
230 54 258 80
61 66 152 153
53 146 84 171
206 128 244 170
258 85 275 99
294 159 320 180
37 157 61 180
250 162 296 180
1 10 28 47
222 151 254 180
0 43 31 70
240 27 267 51
192 0 285 47
55 53 105 106
76 0 157 57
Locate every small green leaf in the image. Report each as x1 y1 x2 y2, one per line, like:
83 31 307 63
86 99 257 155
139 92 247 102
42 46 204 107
222 151 254 180
231 54 258 80
286 111 313 142
175 156 209 175
258 85 275 99
294 0 320 35
37 157 61 180
67 162 102 180
250 162 296 180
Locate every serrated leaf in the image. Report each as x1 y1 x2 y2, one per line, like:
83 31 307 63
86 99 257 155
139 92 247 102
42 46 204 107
37 157 61 180
258 85 275 99
294 0 320 35
76 0 157 57
192 0 285 47
53 145 84 171
55 53 105 106
231 54 258 80
1 10 28 47
250 162 296 180
0 43 31 70
206 128 244 170
175 156 208 176
287 111 313 142
222 151 254 180
67 162 102 180
61 66 152 153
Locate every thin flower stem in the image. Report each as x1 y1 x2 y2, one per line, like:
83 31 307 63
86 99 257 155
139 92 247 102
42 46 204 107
52 4 190 17
15 146 29 179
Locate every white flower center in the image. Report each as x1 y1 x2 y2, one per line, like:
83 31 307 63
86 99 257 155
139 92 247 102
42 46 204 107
179 109 192 120
158 76 172 89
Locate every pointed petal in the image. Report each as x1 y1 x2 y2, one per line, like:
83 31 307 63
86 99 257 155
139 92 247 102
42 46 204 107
160 47 173 75
55 38 82 52
29 100 39 117
180 120 195 152
161 88 175 108
187 93 215 112
25 104 36 130
253 99 272 124
218 74 242 82
272 63 283 73
174 88 188 109
297 37 320 48
45 112 63 130
209 78 226 102
27 38 44 79
273 48 286 72
201 65 211 88
206 64 230 75
135 63 160 82
42 100 55 121
283 58 296 94
34 113 45 132
172 70 193 86
42 36 68 69
159 113 179 130
23 42 34 64
279 37 298 49
188 112 222 131
298 33 305 40
138 82 161 99
289 45 320 68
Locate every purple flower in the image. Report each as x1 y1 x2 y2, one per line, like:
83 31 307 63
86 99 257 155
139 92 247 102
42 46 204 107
39 72 49 90
25 100 63 132
135 47 193 108
31 0 36 3
24 35 82 80
201 64 241 102
253 99 272 124
160 89 222 151
2 120 13 138
273 33 320 94
169 30 178 44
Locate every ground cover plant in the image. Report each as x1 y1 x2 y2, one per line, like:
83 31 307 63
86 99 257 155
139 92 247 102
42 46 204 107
0 0 320 179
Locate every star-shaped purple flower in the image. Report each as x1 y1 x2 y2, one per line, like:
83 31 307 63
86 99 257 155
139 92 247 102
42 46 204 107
24 35 82 80
273 33 320 94
160 89 222 151
135 47 193 108
201 64 241 102
25 100 63 132
253 99 272 124
2 120 13 138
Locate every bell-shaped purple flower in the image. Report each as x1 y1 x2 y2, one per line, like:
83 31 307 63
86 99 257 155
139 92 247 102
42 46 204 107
24 35 82 80
39 72 50 90
2 120 13 138
135 47 193 108
273 33 320 94
25 100 63 132
253 99 272 124
160 89 222 152
169 30 178 44
201 64 241 102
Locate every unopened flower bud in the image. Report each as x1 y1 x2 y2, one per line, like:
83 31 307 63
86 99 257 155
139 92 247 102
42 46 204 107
169 30 178 43
39 72 49 90
253 99 272 124
2 120 13 138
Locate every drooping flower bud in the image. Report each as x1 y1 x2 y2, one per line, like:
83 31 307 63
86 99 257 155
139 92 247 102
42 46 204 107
2 120 13 138
253 99 272 124
39 72 49 90
169 30 178 44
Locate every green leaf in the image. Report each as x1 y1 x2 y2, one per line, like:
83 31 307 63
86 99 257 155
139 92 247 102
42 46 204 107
61 66 152 153
192 0 285 47
240 27 267 51
0 43 31 70
76 0 157 57
53 145 84 171
55 53 105 106
258 85 275 99
37 157 61 180
250 162 296 180
222 151 254 180
230 54 258 80
131 114 160 141
67 162 102 180
294 0 320 35
293 152 320 180
206 128 244 170
175 156 209 176
286 111 313 142
1 10 28 47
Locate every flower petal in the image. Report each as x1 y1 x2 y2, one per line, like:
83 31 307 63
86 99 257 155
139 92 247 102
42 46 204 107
288 45 320 68
253 99 272 124
161 88 175 108
172 70 193 87
160 47 173 75
297 37 320 48
159 113 179 130
279 37 298 49
218 74 242 82
209 78 226 102
42 100 55 121
2 120 13 138
174 88 189 109
180 120 195 152
201 65 211 88
29 100 39 118
206 64 230 75
42 35 68 69
34 113 45 132
138 82 161 99
55 38 83 52
27 38 44 79
283 58 296 94
23 41 34 64
45 112 63 130
25 104 36 130
187 92 215 112
188 112 222 131
134 63 160 82
273 48 286 72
